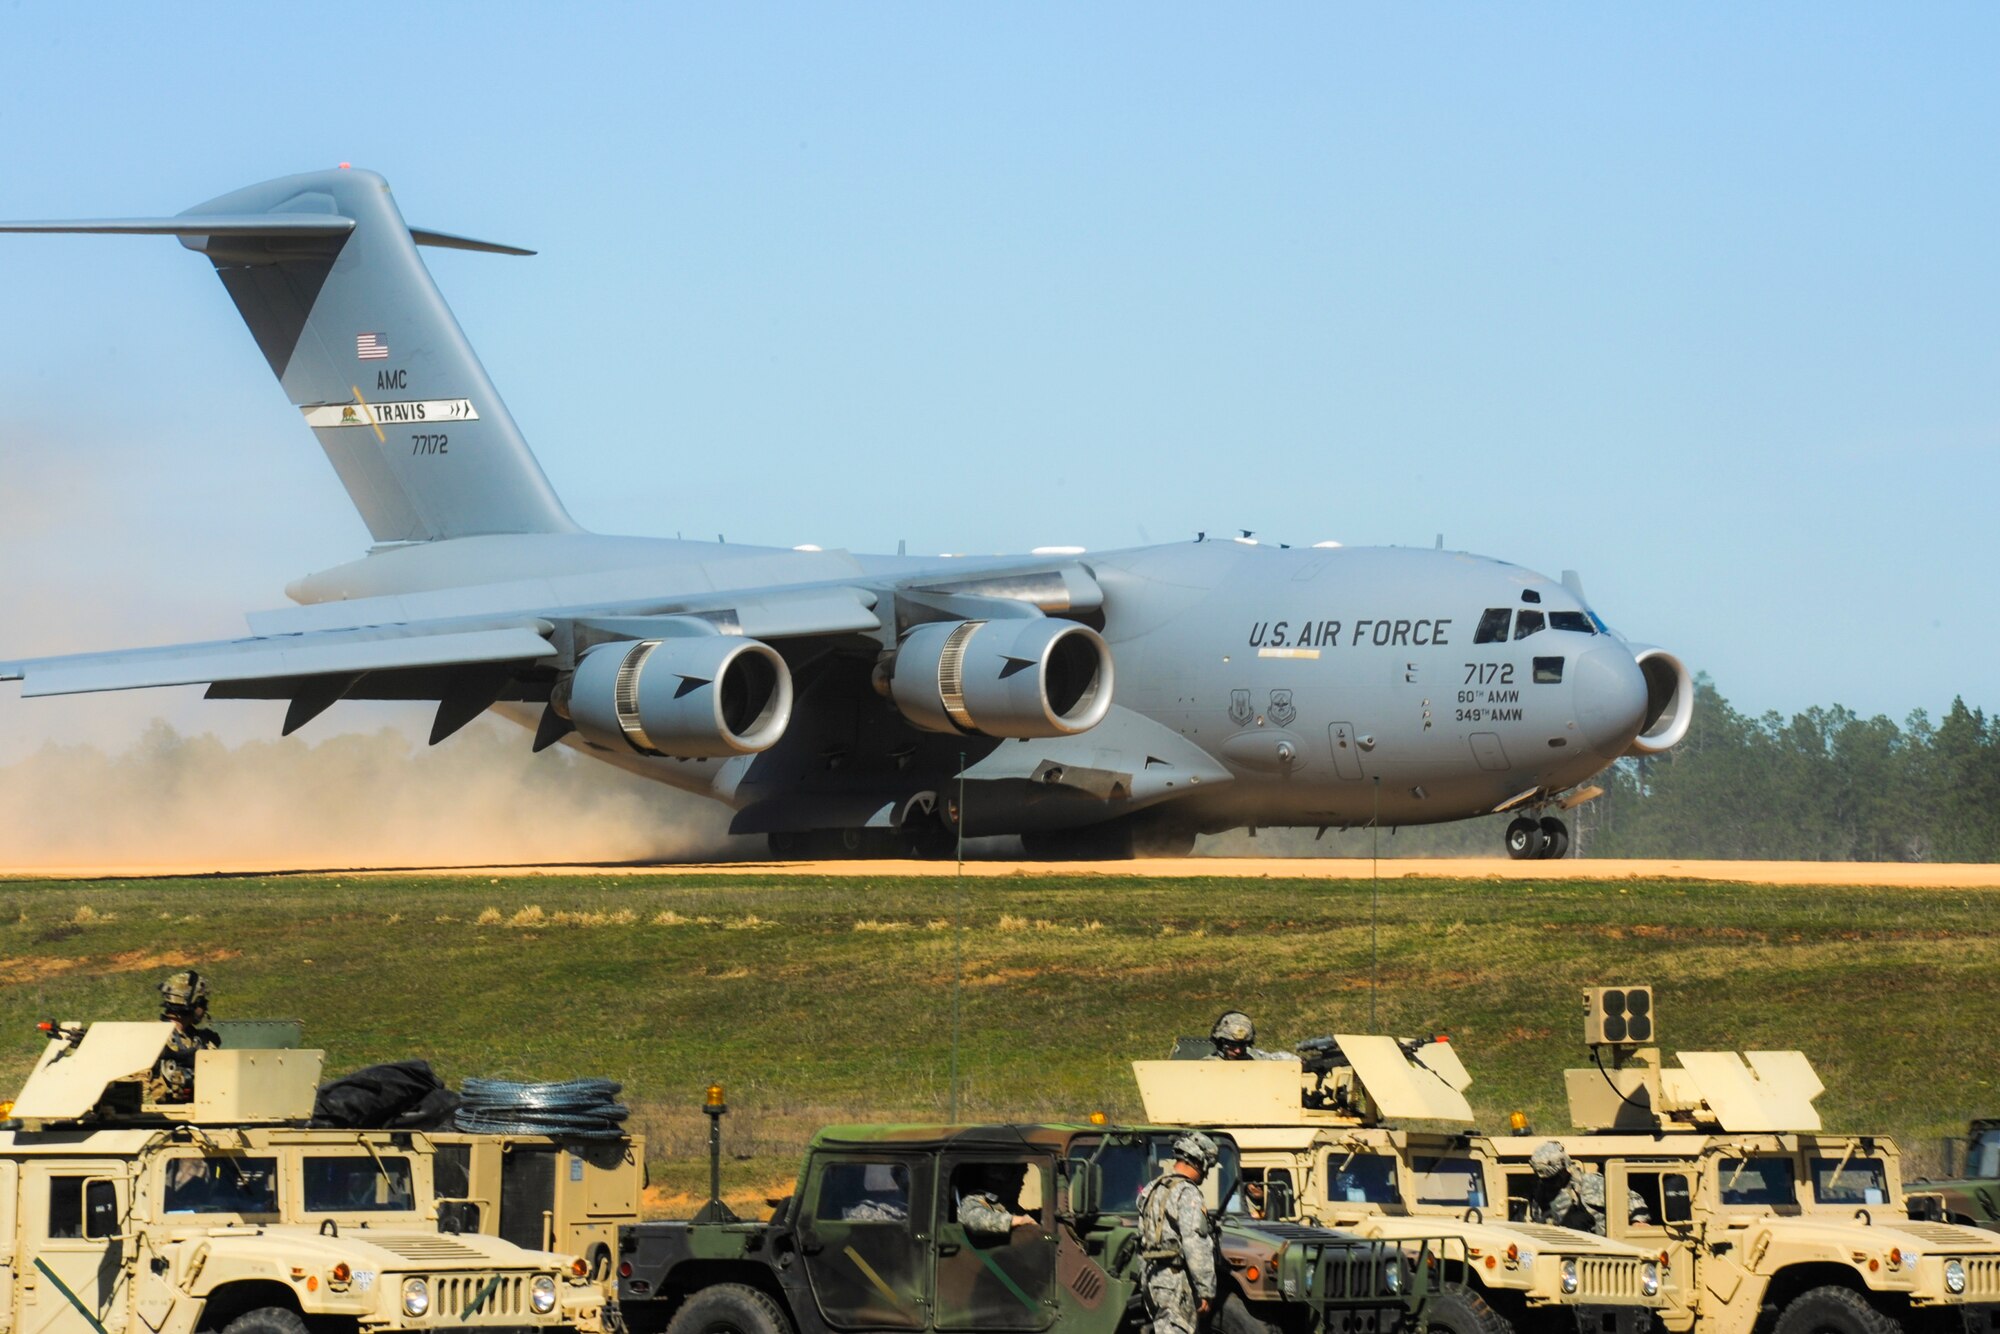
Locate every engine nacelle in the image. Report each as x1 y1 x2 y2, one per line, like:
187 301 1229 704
557 635 793 758
888 618 1113 739
1624 646 1693 756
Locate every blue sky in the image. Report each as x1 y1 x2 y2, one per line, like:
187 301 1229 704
2 4 1996 761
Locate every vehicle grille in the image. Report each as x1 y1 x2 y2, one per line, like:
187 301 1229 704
1965 1258 2000 1300
431 1274 527 1321
1577 1258 1643 1300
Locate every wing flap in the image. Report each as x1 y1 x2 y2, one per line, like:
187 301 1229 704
7 624 555 697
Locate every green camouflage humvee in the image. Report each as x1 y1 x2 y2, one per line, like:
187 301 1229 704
619 1122 1457 1334
1907 1120 2000 1232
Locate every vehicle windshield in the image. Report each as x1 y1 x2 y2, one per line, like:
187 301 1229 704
1810 1156 1888 1206
1074 1134 1239 1215
163 1155 280 1215
304 1155 416 1212
1411 1155 1487 1208
1326 1151 1400 1205
1972 1130 2000 1179
1718 1156 1798 1208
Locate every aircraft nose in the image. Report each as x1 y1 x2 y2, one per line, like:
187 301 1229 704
1572 641 1649 761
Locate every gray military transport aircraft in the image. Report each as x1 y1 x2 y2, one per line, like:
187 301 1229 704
0 167 1691 859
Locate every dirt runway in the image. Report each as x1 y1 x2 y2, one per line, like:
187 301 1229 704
5 857 1998 887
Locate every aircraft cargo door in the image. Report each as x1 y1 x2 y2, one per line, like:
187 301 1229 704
1327 723 1366 781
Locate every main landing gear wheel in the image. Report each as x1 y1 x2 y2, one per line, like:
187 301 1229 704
1539 816 1570 859
1504 816 1546 860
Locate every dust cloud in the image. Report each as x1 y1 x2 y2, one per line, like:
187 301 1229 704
0 718 741 871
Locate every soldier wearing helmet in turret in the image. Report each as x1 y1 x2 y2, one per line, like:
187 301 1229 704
1138 1132 1220 1334
1527 1140 1649 1236
1205 1011 1287 1061
146 970 220 1103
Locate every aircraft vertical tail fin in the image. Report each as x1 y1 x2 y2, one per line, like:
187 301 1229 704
0 167 578 544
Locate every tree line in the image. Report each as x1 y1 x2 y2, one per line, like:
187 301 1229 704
1583 678 2000 862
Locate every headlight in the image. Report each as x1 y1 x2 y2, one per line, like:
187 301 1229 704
1383 1259 1403 1294
1945 1260 1967 1295
1560 1259 1580 1294
401 1277 430 1318
1642 1262 1661 1297
531 1276 558 1314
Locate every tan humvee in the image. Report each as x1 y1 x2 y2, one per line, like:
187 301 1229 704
426 1131 643 1279
1 1022 605 1334
1135 1034 1672 1334
1488 988 2000 1334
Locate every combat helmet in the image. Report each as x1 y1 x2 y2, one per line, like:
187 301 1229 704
1172 1130 1220 1173
1530 1140 1573 1179
1211 1011 1256 1045
159 970 210 1013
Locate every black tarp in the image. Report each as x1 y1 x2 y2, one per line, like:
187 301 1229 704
312 1059 460 1129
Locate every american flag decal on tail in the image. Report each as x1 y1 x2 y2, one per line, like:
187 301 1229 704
356 332 389 360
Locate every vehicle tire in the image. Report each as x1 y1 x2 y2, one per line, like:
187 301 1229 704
766 831 802 858
1504 817 1545 860
1213 1292 1277 1334
220 1308 310 1334
664 1284 793 1334
1422 1284 1512 1334
1771 1286 1900 1334
1538 818 1570 859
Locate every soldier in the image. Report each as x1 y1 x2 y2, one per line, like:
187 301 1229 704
1206 1011 1287 1061
956 1163 1036 1238
1526 1141 1649 1236
1138 1132 1220 1334
146 970 220 1104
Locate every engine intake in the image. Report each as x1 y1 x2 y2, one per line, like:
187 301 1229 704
557 636 792 758
889 618 1113 739
1625 646 1693 755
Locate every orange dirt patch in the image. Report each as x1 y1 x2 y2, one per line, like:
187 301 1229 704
0 947 241 986
6 859 1999 888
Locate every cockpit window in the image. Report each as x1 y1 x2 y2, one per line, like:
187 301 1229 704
1514 610 1545 640
1533 657 1564 684
1549 611 1595 634
1810 1157 1888 1206
1473 609 1512 644
1520 589 1541 603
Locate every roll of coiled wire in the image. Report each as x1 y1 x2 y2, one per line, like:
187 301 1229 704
454 1077 630 1139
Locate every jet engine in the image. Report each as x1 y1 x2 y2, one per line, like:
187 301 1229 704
555 636 793 757
886 618 1113 738
1625 646 1693 755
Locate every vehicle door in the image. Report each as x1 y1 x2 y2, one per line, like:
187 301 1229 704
18 1162 128 1334
1607 1163 1695 1320
795 1152 933 1331
934 1154 1057 1332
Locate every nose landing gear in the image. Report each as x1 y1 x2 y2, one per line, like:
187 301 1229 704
1504 815 1570 860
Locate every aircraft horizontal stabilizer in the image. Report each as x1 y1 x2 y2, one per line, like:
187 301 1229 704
0 215 356 238
2 623 555 697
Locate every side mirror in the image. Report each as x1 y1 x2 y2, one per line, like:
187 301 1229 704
1066 1164 1101 1217
1660 1173 1693 1226
1263 1179 1295 1220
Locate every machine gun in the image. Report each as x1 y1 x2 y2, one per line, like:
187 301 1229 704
1296 1037 1358 1111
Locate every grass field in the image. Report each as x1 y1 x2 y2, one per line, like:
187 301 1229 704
0 872 1992 1209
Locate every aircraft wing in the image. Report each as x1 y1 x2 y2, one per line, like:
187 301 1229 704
0 622 559 696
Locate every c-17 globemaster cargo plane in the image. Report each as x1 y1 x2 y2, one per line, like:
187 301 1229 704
0 167 1692 859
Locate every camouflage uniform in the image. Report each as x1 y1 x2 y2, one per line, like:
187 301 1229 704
844 1199 909 1222
146 1020 220 1103
1139 1159 1218 1334
146 970 220 1104
957 1190 1017 1237
1528 1142 1648 1236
